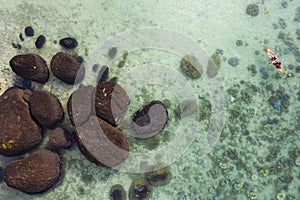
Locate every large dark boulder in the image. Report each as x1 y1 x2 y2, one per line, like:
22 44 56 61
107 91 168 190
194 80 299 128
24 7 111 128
131 100 168 138
50 52 85 84
29 90 64 129
67 85 95 126
76 116 129 167
9 53 49 83
0 87 42 156
95 82 129 126
3 149 61 194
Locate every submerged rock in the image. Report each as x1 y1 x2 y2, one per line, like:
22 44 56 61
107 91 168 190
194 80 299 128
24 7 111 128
129 179 153 200
0 88 42 156
76 116 129 167
131 100 168 138
95 82 130 126
3 149 61 194
50 52 85 84
246 4 259 16
24 26 34 37
9 53 49 83
67 85 95 126
35 35 46 49
97 65 109 83
29 90 64 129
0 166 3 183
48 127 72 149
59 37 78 49
207 59 218 78
180 55 203 79
146 168 172 186
110 184 126 200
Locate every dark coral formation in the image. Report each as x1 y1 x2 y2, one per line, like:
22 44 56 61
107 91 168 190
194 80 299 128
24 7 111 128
0 87 42 156
29 90 64 128
50 52 85 84
9 53 49 83
3 149 61 194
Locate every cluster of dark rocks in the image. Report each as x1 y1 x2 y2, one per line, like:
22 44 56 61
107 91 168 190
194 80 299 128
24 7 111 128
12 26 79 51
1 35 172 196
110 167 172 200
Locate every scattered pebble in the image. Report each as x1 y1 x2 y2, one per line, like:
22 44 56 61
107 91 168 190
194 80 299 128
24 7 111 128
236 40 243 46
35 35 46 49
92 63 99 72
24 26 34 37
59 37 78 49
281 0 288 8
19 33 24 41
228 57 239 66
246 4 259 16
108 47 118 59
11 43 22 49
9 53 49 83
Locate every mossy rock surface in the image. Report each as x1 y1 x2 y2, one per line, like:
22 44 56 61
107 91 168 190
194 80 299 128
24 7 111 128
180 55 203 79
129 179 152 200
146 167 172 186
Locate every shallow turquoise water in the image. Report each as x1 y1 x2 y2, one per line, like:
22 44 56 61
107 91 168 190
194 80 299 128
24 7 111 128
0 0 300 199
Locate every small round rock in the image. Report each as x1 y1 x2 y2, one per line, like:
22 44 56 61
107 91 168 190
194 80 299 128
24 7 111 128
59 37 78 49
29 90 64 129
246 4 259 16
24 26 34 37
49 127 71 149
9 53 49 83
50 52 85 84
35 35 46 49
